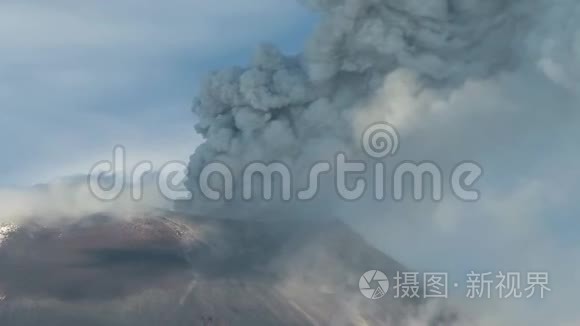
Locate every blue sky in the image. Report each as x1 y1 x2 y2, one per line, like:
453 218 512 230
0 0 317 186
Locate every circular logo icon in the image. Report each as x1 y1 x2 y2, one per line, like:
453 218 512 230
359 270 390 300
362 122 400 159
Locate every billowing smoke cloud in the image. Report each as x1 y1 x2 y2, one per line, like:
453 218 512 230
184 0 580 325
184 0 531 210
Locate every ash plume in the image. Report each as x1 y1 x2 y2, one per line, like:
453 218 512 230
182 1 580 323
184 0 533 212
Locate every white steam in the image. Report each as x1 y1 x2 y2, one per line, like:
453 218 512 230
0 176 170 224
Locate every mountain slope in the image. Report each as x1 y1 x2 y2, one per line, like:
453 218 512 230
0 212 454 325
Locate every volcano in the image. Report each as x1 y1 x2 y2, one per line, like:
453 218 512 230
0 212 455 325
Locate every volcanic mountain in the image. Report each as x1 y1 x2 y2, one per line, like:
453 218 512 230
0 212 455 325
